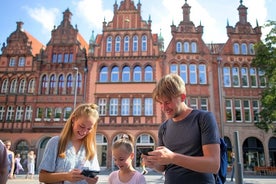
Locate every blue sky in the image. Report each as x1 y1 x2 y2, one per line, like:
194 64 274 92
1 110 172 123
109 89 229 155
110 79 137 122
0 0 275 51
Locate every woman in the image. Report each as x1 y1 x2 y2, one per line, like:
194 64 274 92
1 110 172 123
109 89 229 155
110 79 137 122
39 103 100 184
25 151 36 179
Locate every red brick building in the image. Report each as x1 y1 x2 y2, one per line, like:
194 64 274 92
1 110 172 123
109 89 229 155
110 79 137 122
0 0 275 171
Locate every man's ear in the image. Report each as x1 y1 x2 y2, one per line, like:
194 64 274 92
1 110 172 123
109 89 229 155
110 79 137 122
180 94 186 102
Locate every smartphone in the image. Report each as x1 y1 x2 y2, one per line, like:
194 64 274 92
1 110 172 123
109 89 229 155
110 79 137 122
138 147 153 156
81 170 99 178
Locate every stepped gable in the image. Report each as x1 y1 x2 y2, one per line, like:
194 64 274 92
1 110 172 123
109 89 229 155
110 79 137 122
226 1 261 36
104 0 150 30
47 8 88 51
1 21 44 56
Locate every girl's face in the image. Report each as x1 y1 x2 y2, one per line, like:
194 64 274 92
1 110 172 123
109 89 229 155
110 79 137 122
112 147 133 171
72 115 97 140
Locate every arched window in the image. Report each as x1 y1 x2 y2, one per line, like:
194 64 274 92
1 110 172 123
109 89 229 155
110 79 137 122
41 75 48 94
180 64 187 83
184 42 189 53
58 75 64 94
28 79 35 93
189 64 197 84
144 65 153 82
66 74 72 94
241 43 247 55
133 66 141 82
122 66 130 82
10 79 17 93
141 35 147 51
133 35 138 52
191 42 197 53
9 58 16 66
106 36 112 52
115 36 121 52
1 79 9 93
99 66 108 82
199 64 206 84
223 67 231 87
124 36 129 52
250 68 257 87
249 43 255 55
233 43 240 54
111 66 119 82
49 74 56 94
176 42 182 52
241 67 248 87
232 67 240 87
170 64 178 74
19 79 26 93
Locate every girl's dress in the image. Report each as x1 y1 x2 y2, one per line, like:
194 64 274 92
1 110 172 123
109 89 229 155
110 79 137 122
108 170 146 184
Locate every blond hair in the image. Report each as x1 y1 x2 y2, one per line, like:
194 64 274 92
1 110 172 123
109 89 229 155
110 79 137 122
153 73 186 101
58 103 99 160
112 134 134 154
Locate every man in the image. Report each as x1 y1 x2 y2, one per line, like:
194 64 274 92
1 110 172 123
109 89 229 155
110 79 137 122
143 73 220 184
0 140 9 184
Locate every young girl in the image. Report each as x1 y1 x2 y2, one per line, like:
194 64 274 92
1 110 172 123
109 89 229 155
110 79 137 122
108 134 146 184
25 151 36 179
39 103 100 184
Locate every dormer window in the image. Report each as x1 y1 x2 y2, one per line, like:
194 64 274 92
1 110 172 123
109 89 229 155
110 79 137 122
18 57 25 66
9 58 16 66
233 43 240 55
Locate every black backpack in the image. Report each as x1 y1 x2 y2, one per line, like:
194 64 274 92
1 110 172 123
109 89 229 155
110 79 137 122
160 110 228 183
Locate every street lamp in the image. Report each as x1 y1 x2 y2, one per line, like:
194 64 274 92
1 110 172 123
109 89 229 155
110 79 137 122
73 67 78 109
217 56 224 137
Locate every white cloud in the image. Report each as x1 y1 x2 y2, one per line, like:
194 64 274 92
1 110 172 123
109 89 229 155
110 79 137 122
74 0 113 31
23 6 59 32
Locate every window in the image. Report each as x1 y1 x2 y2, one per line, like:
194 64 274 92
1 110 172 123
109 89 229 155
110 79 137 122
69 53 73 63
49 75 56 94
111 66 119 82
249 43 255 55
122 66 130 82
241 43 247 55
18 57 25 66
241 67 248 87
250 68 257 87
19 79 26 93
98 98 107 116
52 54 57 63
77 73 81 89
124 36 129 52
258 70 266 87
36 108 43 118
54 108 62 119
45 108 52 119
106 36 112 52
232 67 240 87
100 66 108 82
191 42 197 53
10 79 17 93
144 98 153 116
15 106 24 121
141 35 147 51
184 42 189 53
0 106 5 121
28 79 35 93
199 64 206 84
133 66 141 82
64 107 72 119
9 58 16 66
244 100 251 122
58 75 64 94
115 36 121 52
234 100 242 122
64 54 69 63
180 64 187 83
252 100 259 122
200 98 208 111
144 66 153 82
133 35 138 52
133 98 141 116
25 106 32 121
176 42 182 52
233 43 239 54
6 106 14 121
109 98 118 116
223 67 231 87
190 98 198 109
41 75 48 94
189 64 197 84
57 54 62 63
170 64 178 74
1 79 8 93
67 74 72 88
121 98 130 116
225 99 233 122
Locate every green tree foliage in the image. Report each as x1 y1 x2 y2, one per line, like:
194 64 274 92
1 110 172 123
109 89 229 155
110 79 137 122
252 20 276 133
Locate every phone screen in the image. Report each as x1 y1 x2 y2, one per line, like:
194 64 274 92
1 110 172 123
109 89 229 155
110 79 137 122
81 170 99 178
138 147 153 155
